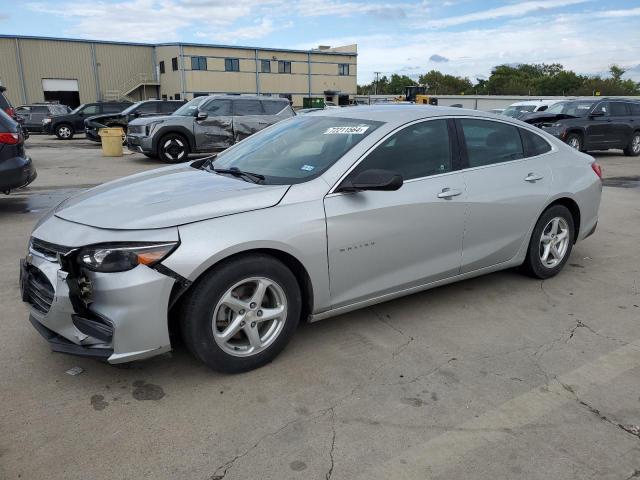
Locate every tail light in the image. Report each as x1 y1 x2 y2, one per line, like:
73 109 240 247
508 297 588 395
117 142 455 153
4 107 16 118
0 132 21 145
591 161 603 179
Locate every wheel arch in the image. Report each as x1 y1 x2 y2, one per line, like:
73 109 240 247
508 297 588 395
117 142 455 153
169 247 315 331
542 196 581 243
152 126 195 155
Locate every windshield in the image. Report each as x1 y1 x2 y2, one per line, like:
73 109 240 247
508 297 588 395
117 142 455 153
70 104 86 114
502 105 536 117
209 116 383 185
173 97 207 116
544 101 595 116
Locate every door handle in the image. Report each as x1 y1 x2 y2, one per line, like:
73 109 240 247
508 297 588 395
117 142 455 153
524 173 544 182
437 188 462 199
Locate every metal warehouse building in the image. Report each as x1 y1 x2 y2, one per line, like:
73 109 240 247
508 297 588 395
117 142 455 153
0 35 357 108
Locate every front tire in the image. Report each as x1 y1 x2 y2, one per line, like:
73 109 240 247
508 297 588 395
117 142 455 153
565 133 583 151
521 205 575 279
623 131 640 156
55 124 74 140
158 133 189 163
180 254 302 373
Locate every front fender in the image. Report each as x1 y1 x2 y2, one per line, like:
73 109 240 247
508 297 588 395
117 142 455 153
152 125 196 154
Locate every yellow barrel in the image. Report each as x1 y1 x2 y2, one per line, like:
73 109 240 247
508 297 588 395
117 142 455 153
99 127 124 157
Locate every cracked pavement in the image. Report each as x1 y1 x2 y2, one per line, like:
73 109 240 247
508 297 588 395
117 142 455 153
1 139 639 479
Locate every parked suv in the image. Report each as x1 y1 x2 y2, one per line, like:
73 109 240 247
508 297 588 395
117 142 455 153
126 95 295 162
16 104 70 133
0 109 36 194
522 98 640 156
43 102 131 139
84 99 185 142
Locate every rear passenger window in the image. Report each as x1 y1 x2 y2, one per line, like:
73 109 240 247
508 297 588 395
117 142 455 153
233 100 264 116
102 104 124 113
520 128 552 157
352 119 451 181
610 102 629 116
160 102 179 113
137 103 159 114
261 101 286 115
630 103 640 116
459 119 524 167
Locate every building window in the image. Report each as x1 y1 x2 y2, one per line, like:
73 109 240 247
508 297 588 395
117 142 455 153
338 63 349 76
171 57 178 71
278 61 291 74
225 58 240 72
191 56 207 71
175 93 181 100
161 94 168 100
159 61 165 74
261 60 271 73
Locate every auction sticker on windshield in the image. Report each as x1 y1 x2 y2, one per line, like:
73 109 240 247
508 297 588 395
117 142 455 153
324 126 369 135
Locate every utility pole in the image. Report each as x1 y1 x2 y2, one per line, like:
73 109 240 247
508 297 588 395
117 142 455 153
374 71 381 96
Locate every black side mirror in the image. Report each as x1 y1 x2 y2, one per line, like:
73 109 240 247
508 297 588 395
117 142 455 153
338 169 403 193
196 111 208 121
589 110 605 118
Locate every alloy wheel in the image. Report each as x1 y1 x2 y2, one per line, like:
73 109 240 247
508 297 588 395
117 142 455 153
58 126 71 138
162 138 186 161
539 217 570 268
567 136 581 150
212 277 287 357
632 134 640 154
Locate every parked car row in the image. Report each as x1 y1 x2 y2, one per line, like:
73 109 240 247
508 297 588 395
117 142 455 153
43 101 132 139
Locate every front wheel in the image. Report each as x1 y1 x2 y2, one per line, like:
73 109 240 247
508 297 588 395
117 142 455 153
180 254 302 373
158 133 189 163
623 131 640 156
55 124 74 140
521 205 575 279
565 133 583 151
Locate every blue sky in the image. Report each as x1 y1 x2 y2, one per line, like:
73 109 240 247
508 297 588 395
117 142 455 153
3 0 640 82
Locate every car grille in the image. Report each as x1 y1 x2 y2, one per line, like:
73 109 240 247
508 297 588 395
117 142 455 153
25 266 55 314
30 238 74 262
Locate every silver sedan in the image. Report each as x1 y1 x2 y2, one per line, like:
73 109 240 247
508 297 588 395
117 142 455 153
20 106 602 372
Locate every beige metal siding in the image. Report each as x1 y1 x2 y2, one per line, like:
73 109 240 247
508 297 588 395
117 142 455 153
17 38 96 103
0 39 23 105
156 45 182 99
95 43 155 99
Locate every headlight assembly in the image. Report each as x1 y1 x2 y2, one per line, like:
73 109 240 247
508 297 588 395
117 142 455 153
78 242 178 273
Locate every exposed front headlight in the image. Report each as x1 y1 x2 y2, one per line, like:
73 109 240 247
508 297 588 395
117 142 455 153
551 123 563 127
78 242 178 273
43 118 52 124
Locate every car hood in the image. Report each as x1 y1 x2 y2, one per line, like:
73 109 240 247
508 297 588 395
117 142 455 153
54 163 290 230
521 112 578 124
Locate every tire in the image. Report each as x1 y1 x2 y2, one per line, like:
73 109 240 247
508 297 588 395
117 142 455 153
521 205 575 279
623 131 640 156
565 133 583 151
55 124 74 140
180 254 302 373
158 133 189 163
142 153 157 159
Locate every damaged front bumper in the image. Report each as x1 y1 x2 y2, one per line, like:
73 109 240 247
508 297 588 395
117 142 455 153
20 219 181 364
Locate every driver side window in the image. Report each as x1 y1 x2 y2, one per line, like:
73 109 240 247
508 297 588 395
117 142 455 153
203 100 232 115
351 119 452 181
592 102 608 115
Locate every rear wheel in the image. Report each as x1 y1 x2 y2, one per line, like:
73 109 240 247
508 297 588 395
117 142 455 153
55 124 74 140
158 133 189 163
565 133 582 151
623 131 640 156
180 254 302 373
521 205 575 279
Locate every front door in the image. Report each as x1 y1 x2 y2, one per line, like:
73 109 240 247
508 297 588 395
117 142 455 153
586 102 616 149
194 99 233 151
324 119 467 308
456 118 552 272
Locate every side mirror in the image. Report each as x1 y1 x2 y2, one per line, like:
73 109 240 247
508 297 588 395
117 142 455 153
337 169 403 193
196 111 208 121
589 111 605 118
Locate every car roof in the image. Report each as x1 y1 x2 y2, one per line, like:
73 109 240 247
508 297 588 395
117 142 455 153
205 95 288 102
309 104 502 125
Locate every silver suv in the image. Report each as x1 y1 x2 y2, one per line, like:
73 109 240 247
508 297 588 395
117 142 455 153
126 95 295 162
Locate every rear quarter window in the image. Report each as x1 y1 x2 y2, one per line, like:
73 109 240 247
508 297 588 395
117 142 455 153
520 128 552 157
262 101 287 115
459 118 524 167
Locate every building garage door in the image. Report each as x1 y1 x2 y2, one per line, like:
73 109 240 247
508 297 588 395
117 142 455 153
42 79 80 108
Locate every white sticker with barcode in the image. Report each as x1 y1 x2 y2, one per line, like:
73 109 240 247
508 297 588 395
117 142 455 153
324 126 369 135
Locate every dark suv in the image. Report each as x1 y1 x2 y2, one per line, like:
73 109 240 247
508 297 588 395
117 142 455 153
522 98 640 156
43 102 131 139
0 109 36 194
16 104 70 133
84 100 185 142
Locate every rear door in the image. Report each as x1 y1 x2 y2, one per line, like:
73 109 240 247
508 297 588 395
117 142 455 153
324 119 467 307
232 99 266 143
28 106 49 129
193 99 233 151
457 118 552 273
608 101 632 147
